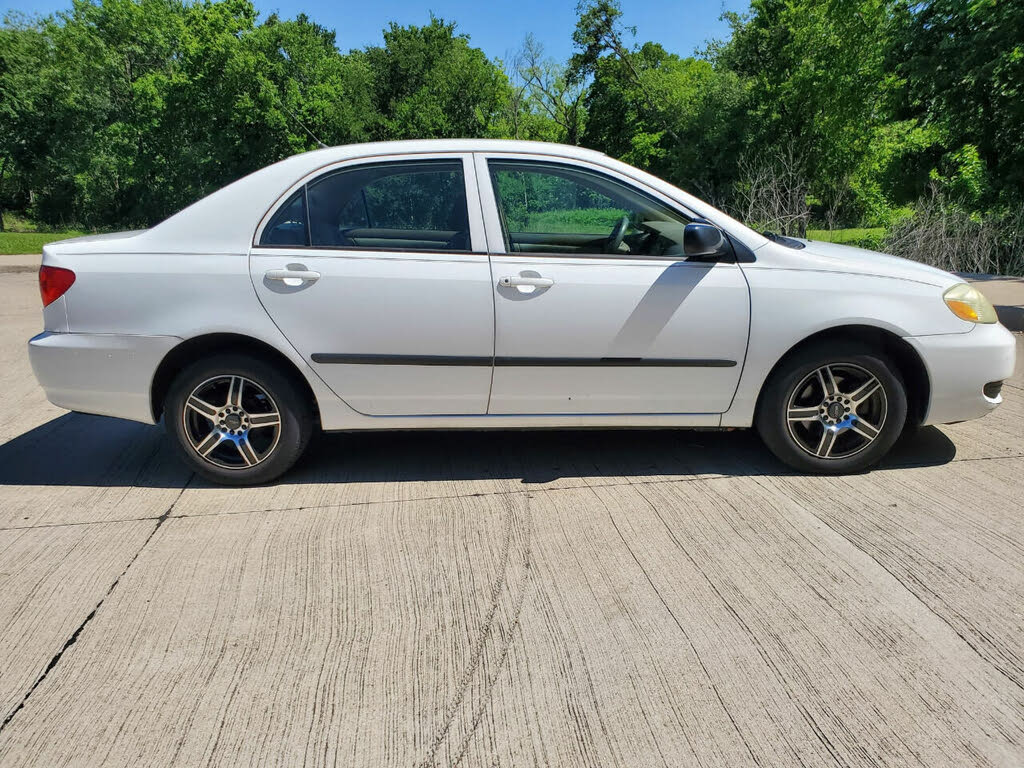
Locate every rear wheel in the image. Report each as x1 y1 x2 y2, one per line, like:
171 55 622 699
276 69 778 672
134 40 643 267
165 354 313 485
756 342 907 474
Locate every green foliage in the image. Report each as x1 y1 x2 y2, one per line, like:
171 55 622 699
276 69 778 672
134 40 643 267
929 144 989 206
0 231 86 255
493 166 623 231
0 3 509 228
519 208 626 234
710 0 909 220
506 34 585 144
582 41 748 203
806 228 887 251
365 18 511 141
1 0 1021 270
895 0 1024 206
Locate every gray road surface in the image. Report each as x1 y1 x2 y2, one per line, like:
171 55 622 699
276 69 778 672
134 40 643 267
0 265 1022 767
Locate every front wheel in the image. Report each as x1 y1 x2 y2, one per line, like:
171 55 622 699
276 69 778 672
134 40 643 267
165 354 313 485
756 343 907 474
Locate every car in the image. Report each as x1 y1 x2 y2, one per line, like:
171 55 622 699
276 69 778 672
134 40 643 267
28 139 1016 485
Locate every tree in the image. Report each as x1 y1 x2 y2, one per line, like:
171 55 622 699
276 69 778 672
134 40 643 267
569 3 748 203
895 0 1024 206
712 0 912 224
0 3 515 228
510 34 585 144
0 14 49 230
364 17 511 141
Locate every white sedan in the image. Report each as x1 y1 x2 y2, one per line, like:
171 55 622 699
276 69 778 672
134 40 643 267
29 140 1016 484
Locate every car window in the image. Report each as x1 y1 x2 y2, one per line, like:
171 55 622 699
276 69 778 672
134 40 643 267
260 189 308 246
488 160 692 257
304 160 470 252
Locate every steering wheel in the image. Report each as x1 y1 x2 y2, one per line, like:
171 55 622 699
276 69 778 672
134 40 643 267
604 215 631 253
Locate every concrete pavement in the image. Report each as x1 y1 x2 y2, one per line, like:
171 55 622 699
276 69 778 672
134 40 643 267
0 268 1022 766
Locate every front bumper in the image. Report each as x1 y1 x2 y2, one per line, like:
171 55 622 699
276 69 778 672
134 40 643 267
906 323 1017 425
28 332 181 424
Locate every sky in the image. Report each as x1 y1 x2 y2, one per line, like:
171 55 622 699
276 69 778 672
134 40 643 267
5 0 750 64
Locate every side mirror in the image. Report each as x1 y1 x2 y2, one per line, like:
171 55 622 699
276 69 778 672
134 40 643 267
683 222 730 260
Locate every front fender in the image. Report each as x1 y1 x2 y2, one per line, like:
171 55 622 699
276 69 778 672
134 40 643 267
722 267 970 427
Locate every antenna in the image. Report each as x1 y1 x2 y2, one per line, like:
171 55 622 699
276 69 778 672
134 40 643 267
279 101 329 149
273 48 330 150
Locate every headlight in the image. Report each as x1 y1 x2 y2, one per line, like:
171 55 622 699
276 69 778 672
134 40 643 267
943 283 998 324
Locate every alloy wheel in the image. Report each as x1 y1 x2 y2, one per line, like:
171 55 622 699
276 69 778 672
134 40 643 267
181 375 282 469
785 363 888 460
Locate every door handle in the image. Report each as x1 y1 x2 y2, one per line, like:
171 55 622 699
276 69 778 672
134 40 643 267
265 268 321 285
499 275 554 288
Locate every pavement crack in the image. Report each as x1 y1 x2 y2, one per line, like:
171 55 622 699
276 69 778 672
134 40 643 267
0 474 194 736
0 515 166 532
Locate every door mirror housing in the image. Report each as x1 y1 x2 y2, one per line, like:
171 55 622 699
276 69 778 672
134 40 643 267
683 222 731 260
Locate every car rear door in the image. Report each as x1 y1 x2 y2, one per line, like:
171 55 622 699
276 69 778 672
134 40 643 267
476 153 750 415
250 153 494 415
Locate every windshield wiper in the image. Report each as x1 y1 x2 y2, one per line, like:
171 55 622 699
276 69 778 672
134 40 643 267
762 231 806 249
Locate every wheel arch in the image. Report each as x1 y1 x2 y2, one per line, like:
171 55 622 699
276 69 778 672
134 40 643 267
151 333 319 423
754 324 930 427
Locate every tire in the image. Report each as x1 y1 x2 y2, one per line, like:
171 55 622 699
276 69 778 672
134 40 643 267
165 353 313 486
755 341 907 474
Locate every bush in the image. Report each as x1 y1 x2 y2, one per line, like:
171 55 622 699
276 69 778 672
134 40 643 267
521 208 626 233
883 194 1024 276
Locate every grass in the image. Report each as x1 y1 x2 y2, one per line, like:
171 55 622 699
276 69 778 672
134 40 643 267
0 230 86 256
806 227 887 250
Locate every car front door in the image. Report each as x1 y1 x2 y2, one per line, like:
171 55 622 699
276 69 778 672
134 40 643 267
477 154 750 415
250 154 494 415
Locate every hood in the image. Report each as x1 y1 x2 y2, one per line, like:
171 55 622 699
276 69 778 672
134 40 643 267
790 239 961 288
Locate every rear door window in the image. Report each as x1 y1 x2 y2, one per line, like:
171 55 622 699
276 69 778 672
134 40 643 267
306 160 470 252
260 189 308 246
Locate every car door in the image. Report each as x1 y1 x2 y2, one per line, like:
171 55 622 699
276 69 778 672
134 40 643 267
476 154 750 415
251 154 494 415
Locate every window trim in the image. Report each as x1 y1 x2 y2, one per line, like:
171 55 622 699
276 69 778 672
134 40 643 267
252 153 487 255
474 153 735 263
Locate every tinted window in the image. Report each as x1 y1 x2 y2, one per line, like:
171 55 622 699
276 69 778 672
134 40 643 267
306 160 470 251
260 189 308 246
489 161 692 257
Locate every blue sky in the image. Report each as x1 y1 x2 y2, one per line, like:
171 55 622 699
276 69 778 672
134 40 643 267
7 0 750 63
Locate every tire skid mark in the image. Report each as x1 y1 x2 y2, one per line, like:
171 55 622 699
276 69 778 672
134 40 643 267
162 449 1023 526
420 492 532 768
449 508 532 768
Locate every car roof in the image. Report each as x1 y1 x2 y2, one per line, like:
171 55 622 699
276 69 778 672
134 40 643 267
300 139 609 163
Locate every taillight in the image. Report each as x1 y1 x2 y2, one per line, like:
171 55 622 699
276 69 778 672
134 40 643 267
39 265 76 307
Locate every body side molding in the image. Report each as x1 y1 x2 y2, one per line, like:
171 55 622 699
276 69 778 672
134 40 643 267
311 353 737 368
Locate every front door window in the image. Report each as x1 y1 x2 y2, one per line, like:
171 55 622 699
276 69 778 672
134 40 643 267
488 160 692 258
